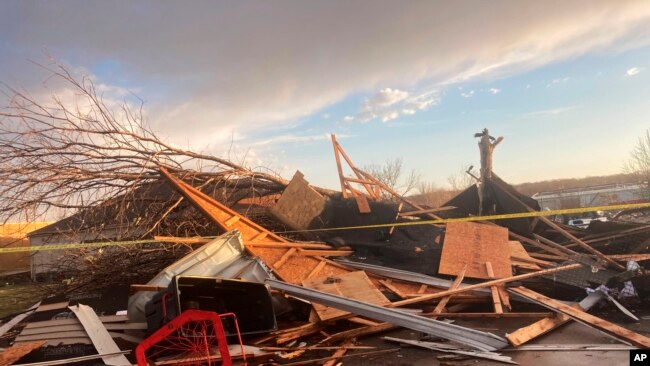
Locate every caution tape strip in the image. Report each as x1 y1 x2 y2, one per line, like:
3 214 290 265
277 201 650 233
2 202 649 254
0 239 166 254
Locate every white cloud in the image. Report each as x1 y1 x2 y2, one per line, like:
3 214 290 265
626 66 641 76
461 90 475 98
368 88 409 107
546 77 570 87
489 88 501 94
2 2 650 143
380 111 399 122
343 115 355 122
248 133 333 147
349 87 439 123
524 106 577 117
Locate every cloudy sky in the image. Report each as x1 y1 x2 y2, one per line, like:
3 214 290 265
2 1 650 190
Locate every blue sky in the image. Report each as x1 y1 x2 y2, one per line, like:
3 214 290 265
1 1 650 191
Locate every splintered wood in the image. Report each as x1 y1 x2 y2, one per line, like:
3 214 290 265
302 271 391 321
439 222 512 279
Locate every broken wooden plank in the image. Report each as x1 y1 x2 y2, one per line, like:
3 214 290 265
68 304 130 366
323 340 354 366
391 263 582 307
496 285 511 311
320 322 397 346
502 290 603 347
507 311 571 347
439 222 512 279
348 317 381 327
432 266 466 316
485 262 503 314
509 287 650 348
379 279 408 299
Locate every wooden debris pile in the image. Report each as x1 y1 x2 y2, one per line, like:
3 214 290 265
1 130 649 365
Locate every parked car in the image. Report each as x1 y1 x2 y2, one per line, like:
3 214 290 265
567 216 607 229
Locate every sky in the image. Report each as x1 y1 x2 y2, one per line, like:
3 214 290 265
1 1 650 191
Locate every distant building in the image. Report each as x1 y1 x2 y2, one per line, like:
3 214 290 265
532 183 648 212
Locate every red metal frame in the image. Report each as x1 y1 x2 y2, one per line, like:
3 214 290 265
135 310 246 366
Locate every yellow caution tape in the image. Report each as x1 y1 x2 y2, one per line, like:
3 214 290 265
1 201 649 254
278 201 650 233
0 239 165 254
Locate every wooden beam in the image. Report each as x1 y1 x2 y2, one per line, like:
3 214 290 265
306 260 327 280
331 134 348 198
431 266 466 316
331 135 379 200
497 285 512 311
319 323 397 346
245 242 333 249
390 263 582 307
296 249 353 257
485 262 503 314
224 215 241 227
399 206 456 216
532 234 578 256
379 279 408 299
273 247 297 269
348 317 381 327
509 286 650 348
323 340 354 366
509 232 569 258
129 284 166 292
507 309 574 346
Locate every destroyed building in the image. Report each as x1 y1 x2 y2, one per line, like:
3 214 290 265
1 130 650 366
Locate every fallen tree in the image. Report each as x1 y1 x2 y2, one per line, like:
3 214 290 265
0 62 295 235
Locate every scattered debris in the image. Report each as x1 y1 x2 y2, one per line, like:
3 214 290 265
1 129 649 365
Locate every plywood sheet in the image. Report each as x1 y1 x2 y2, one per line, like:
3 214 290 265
302 271 390 321
269 171 326 230
439 222 512 279
509 240 542 270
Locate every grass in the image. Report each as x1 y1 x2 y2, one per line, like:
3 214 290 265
0 282 47 318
